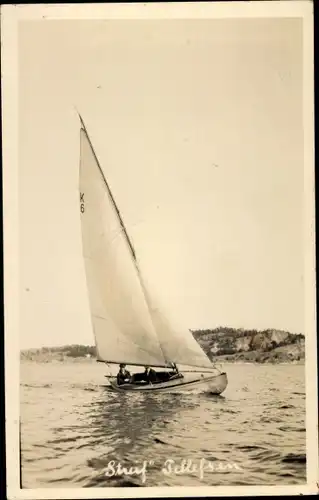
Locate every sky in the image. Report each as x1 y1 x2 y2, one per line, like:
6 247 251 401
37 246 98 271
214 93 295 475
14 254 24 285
19 17 305 349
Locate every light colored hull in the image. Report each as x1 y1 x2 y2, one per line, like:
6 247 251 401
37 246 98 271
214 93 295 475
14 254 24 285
108 372 228 394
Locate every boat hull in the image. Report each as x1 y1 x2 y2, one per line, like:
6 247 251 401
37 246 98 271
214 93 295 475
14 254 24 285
108 372 228 394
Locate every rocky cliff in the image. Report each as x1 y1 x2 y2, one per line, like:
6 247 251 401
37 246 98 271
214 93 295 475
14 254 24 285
192 327 305 363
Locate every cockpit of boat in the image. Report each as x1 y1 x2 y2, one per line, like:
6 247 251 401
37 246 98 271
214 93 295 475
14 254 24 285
129 370 183 385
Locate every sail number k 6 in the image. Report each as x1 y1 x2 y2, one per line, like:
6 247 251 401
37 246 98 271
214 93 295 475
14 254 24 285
80 193 85 213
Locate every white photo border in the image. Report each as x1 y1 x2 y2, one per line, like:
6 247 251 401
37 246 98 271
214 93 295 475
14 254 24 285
2 1 317 498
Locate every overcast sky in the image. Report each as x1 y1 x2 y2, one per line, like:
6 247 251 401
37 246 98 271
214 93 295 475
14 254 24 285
19 17 304 349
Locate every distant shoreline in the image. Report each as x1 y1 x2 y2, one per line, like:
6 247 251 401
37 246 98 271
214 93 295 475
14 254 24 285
20 327 305 365
20 358 304 366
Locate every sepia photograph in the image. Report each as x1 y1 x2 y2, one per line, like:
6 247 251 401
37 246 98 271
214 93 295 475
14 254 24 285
2 1 317 498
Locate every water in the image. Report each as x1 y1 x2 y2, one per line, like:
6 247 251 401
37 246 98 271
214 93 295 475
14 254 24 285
20 361 306 488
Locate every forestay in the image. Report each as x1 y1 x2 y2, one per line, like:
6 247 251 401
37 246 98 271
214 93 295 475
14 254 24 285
78 117 213 370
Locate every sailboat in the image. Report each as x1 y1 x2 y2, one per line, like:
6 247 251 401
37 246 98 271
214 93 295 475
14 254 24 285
78 113 228 394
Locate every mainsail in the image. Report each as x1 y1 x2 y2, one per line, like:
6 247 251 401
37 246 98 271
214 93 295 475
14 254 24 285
79 115 212 370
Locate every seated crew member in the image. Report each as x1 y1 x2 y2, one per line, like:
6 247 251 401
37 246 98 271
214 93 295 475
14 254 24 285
116 364 131 385
168 362 183 380
143 366 157 384
170 362 178 373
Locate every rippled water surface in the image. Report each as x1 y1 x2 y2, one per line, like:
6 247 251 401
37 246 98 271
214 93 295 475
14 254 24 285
20 361 306 488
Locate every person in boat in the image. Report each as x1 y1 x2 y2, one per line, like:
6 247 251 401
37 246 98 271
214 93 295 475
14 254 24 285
117 364 131 385
170 362 179 373
143 365 158 384
168 362 183 380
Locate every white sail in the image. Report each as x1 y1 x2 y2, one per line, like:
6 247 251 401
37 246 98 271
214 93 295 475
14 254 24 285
79 116 213 370
138 278 213 369
151 310 213 370
79 125 167 367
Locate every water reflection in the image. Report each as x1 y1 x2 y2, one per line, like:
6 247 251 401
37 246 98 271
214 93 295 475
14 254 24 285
83 390 191 486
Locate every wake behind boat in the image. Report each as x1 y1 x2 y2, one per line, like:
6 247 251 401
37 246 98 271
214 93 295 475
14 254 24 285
78 113 228 394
